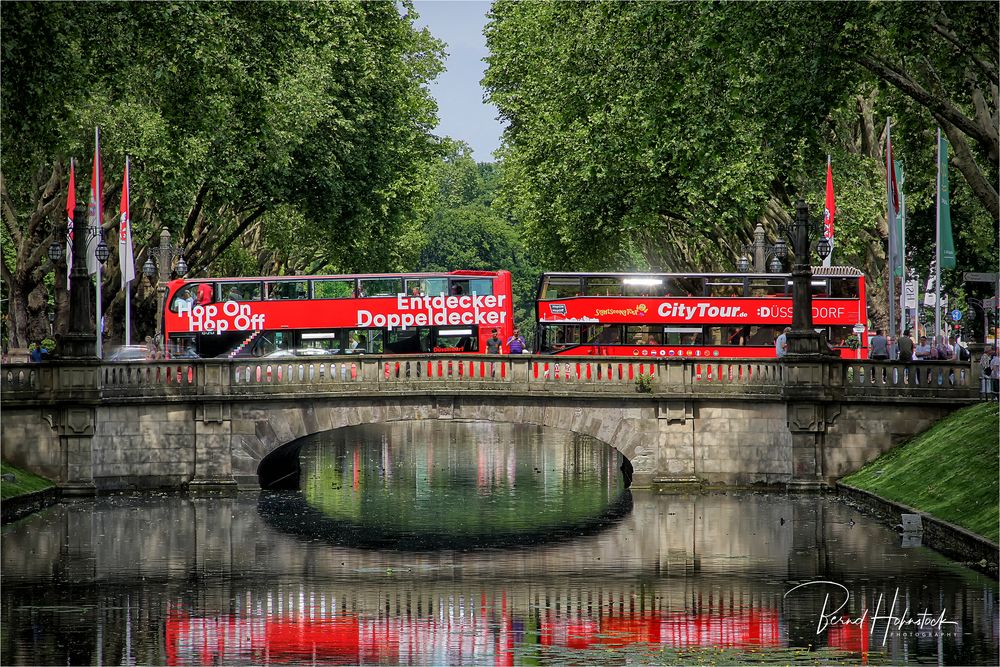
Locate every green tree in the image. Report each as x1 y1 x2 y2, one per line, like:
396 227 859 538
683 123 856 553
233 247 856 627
483 1 997 330
416 143 540 336
2 1 444 350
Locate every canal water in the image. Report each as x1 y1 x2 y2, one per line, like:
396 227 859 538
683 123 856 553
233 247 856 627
2 422 997 665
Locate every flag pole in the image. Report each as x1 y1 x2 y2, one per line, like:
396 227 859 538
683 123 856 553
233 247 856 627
898 162 906 336
94 126 103 359
823 154 833 268
124 156 131 347
935 128 942 343
886 118 897 339
96 261 103 358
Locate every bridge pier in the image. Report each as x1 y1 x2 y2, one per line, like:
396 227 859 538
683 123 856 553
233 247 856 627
782 357 841 490
53 364 102 496
189 402 237 492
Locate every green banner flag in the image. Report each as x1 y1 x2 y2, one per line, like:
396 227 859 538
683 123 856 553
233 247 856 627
938 133 956 269
893 159 905 277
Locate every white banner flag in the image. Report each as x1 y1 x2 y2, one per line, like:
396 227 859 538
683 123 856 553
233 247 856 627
119 156 135 284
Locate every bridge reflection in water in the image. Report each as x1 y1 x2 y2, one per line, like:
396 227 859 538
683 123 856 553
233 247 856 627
1 422 996 665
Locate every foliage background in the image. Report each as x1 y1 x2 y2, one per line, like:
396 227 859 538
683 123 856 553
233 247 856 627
2 1 997 350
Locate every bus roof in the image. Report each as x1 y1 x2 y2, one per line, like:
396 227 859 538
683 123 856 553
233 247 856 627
167 270 508 285
541 267 863 278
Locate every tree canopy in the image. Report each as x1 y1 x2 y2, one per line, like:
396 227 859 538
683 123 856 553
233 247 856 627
484 0 998 331
2 1 444 347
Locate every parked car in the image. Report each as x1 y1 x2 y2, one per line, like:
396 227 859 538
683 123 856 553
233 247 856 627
263 348 337 359
105 345 149 362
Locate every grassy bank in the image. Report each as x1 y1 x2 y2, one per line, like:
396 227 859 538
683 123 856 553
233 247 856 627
1 462 55 501
842 402 999 543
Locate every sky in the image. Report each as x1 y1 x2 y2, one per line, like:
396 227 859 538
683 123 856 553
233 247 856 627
412 1 504 162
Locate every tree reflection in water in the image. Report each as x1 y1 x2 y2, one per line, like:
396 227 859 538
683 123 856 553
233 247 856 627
258 422 632 550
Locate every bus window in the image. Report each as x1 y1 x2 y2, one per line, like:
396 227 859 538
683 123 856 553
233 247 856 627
724 325 753 345
424 278 448 296
449 279 470 295
387 328 431 353
265 281 307 300
404 279 425 296
542 324 581 350
540 277 581 299
222 281 262 302
346 329 383 354
585 324 622 344
435 328 477 352
811 279 830 297
627 326 662 345
748 277 786 297
704 327 723 346
585 277 623 296
170 283 200 312
169 334 199 358
623 277 667 297
313 279 355 299
706 281 745 297
250 331 292 357
665 277 704 296
749 325 779 345
300 331 343 354
663 326 702 345
468 278 494 296
828 325 858 347
359 278 402 297
830 277 859 298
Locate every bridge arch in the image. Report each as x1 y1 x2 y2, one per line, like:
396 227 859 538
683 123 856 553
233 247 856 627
238 396 652 488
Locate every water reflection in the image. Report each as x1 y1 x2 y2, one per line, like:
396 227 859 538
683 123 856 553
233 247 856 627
260 422 631 549
1 422 997 665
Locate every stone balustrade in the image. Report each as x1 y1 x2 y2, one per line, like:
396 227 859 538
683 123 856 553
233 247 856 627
1 355 983 403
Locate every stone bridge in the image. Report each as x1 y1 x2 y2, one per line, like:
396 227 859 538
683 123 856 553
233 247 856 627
0 354 981 492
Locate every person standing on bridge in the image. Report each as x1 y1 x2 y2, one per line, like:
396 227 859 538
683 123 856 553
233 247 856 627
486 329 503 355
507 328 526 355
897 329 914 362
775 327 790 358
868 329 889 360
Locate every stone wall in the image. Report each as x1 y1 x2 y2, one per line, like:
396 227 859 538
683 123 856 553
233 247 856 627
1 410 61 481
93 404 196 490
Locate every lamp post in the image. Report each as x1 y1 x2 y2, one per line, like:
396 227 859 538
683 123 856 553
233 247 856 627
142 227 188 351
47 202 109 358
786 199 833 356
738 223 788 274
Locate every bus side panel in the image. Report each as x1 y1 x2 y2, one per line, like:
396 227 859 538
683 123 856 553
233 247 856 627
477 270 515 354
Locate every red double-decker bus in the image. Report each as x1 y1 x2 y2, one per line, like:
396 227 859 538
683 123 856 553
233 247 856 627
161 270 514 359
535 268 867 358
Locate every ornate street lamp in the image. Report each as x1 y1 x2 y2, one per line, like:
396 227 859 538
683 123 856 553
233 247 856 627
785 199 833 356
47 211 109 357
738 223 789 273
143 227 187 347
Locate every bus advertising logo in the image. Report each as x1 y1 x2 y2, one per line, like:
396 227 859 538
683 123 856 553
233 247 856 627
657 302 747 320
179 301 266 332
357 293 509 330
595 304 648 318
549 304 567 315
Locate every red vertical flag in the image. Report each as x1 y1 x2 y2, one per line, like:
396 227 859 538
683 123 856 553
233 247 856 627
65 158 76 289
823 155 835 241
119 156 135 284
87 127 103 275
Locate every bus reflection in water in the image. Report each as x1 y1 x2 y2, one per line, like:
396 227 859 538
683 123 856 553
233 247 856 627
535 268 867 358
